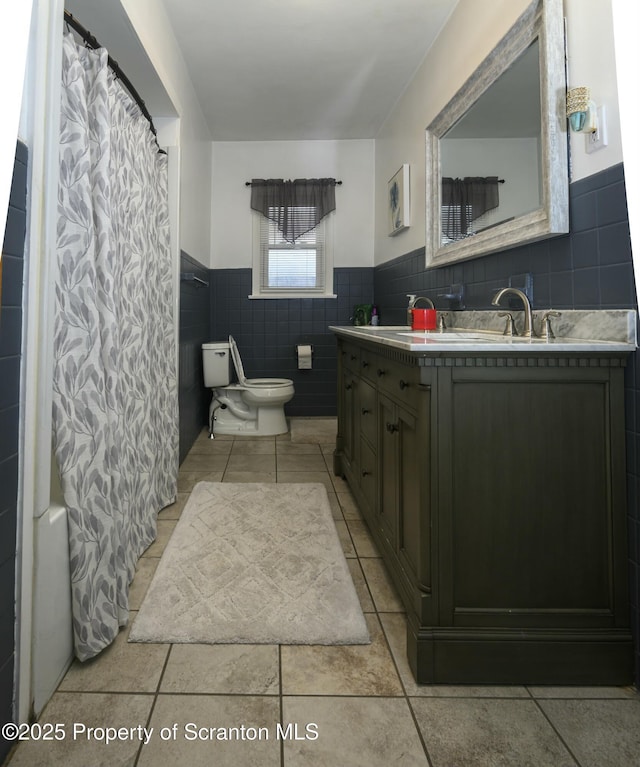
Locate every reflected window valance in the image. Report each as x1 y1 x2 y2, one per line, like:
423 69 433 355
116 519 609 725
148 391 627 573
250 178 337 243
441 176 500 240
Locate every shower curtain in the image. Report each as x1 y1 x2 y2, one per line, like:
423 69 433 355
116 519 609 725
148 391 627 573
53 34 178 661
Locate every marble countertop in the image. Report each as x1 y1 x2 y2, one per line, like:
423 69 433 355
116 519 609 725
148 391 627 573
330 309 637 353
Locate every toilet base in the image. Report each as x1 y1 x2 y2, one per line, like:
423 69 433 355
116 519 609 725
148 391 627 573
209 395 289 437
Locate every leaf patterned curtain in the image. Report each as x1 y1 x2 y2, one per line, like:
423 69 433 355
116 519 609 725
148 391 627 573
250 178 336 243
54 34 178 661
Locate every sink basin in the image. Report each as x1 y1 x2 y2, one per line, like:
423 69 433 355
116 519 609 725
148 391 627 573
397 330 503 341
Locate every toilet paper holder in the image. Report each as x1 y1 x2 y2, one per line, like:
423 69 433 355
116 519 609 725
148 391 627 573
296 344 313 370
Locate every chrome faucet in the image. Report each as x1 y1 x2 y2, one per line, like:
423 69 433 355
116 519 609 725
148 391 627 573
406 294 435 325
491 287 535 338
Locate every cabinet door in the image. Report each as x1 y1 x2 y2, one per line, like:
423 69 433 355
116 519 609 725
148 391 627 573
377 394 399 550
341 372 357 471
396 405 422 585
378 389 431 612
443 367 628 631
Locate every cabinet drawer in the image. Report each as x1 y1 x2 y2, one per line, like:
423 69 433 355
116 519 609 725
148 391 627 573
342 343 360 374
359 347 377 381
375 358 422 411
359 379 376 446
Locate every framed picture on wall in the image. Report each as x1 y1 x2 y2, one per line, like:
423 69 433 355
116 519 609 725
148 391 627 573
388 164 410 236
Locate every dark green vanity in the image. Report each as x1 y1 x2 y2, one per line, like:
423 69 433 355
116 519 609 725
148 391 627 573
332 320 635 684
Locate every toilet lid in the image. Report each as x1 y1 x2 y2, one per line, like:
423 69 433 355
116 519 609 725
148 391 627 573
228 335 248 384
228 336 293 388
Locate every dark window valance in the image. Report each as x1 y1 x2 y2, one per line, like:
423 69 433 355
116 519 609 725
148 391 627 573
441 176 500 240
250 178 337 243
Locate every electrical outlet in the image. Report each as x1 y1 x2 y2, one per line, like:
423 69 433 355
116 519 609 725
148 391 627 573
586 105 608 153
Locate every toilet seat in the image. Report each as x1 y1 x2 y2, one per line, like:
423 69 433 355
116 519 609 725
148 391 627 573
229 336 293 389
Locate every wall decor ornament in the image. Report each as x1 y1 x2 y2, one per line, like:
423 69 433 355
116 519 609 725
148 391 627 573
388 164 410 236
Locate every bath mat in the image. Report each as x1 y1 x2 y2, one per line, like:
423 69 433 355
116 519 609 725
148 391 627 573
129 482 369 645
290 417 337 444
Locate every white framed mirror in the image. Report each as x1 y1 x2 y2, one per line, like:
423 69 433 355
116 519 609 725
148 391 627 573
425 0 568 268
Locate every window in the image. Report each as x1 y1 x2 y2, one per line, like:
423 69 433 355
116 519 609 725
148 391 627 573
251 208 335 299
440 204 503 245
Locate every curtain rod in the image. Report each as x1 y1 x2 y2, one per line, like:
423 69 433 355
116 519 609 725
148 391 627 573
63 10 165 154
245 180 342 186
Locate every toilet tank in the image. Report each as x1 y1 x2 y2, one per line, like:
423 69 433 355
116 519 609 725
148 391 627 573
202 342 231 387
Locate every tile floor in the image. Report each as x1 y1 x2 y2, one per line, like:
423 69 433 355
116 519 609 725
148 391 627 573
5 421 640 767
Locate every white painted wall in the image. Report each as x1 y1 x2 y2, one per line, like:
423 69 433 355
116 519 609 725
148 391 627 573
210 140 375 269
373 0 625 266
565 0 623 182
611 1 640 305
119 0 212 262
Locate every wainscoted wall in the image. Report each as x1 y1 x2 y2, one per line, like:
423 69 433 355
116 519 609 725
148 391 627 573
373 163 640 686
178 252 211 464
209 267 374 417
0 141 27 761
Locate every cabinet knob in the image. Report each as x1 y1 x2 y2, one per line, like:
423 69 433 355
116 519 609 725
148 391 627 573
399 379 410 390
361 408 370 415
361 469 371 477
377 368 386 377
345 383 352 391
386 422 399 433
362 361 369 368
350 354 357 361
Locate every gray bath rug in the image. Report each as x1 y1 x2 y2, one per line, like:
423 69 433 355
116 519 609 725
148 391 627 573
290 417 337 444
129 482 370 645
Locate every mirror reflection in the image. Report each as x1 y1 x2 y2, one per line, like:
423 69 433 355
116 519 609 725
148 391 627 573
425 0 568 268
440 40 541 246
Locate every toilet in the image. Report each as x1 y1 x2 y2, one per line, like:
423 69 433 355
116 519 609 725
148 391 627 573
202 336 295 437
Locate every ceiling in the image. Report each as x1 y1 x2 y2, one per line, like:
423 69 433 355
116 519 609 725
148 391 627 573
160 0 460 141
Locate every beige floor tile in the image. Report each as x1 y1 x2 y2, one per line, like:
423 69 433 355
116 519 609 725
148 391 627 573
529 686 639 699
380 612 529 698
5 692 154 767
347 519 380 557
333 519 356 558
325 491 343 520
137 694 280 767
231 440 276 454
276 453 328 472
180 453 230 472
538 698 640 767
128 557 159 610
226 453 276 472
337 490 363 520
360 557 404 612
276 442 321 455
141 519 177 558
188 437 234 454
282 696 428 766
223 471 276 483
330 472 351 493
158 492 190 520
191 428 234 446
320 443 335 456
276 471 334 492
177 471 224 493
347 558 375 612
281 614 403 696
59 617 169 693
160 644 279 694
289 417 336 444
411 697 577 767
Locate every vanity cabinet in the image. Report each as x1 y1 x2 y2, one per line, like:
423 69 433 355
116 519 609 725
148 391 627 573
334 335 633 685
